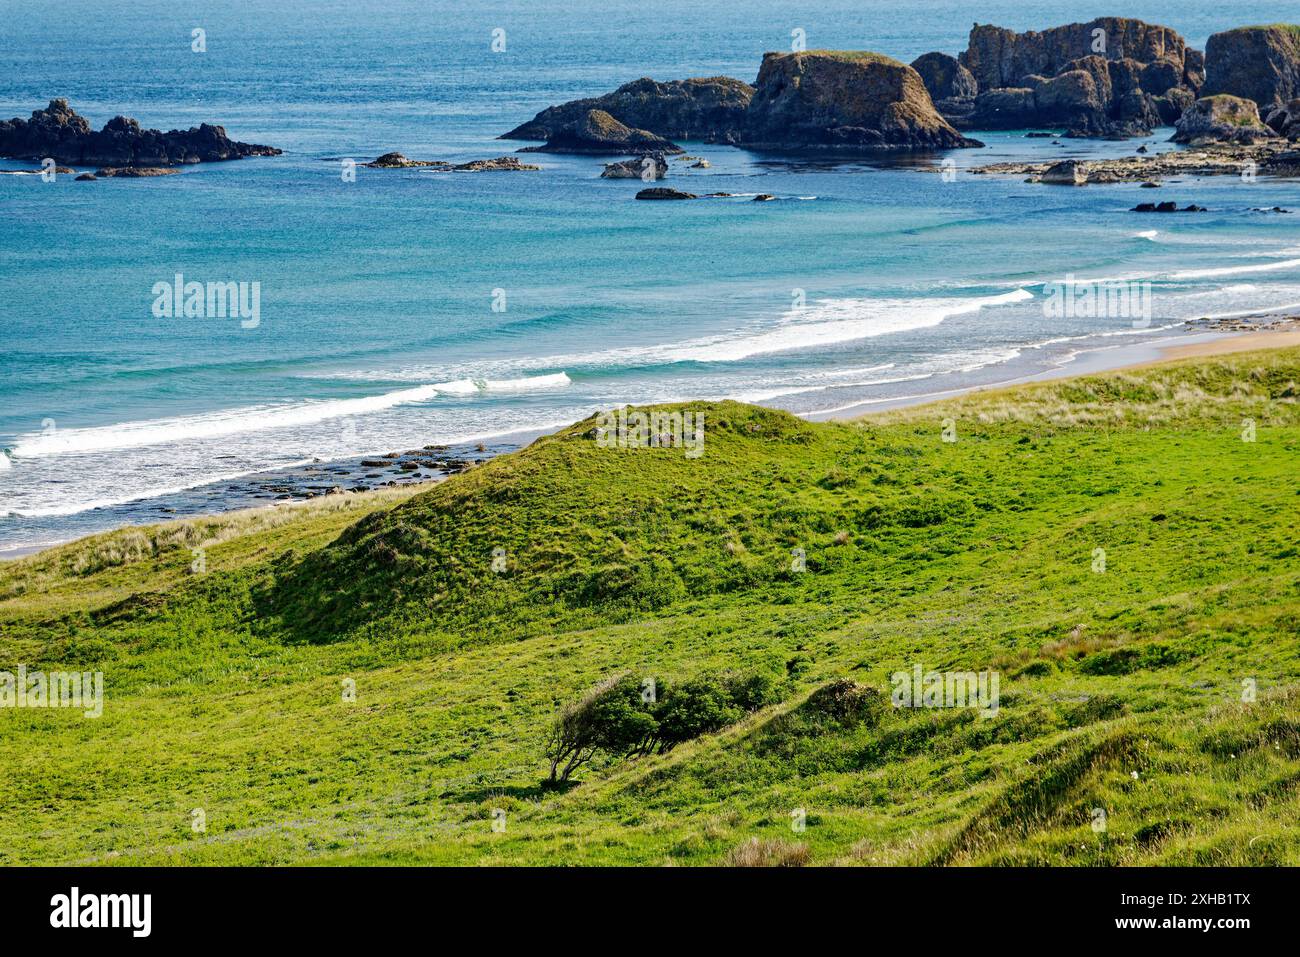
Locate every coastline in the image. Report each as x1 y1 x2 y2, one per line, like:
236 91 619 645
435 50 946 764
813 324 1300 420
6 322 1298 563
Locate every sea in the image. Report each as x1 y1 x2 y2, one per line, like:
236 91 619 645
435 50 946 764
2 0 1298 553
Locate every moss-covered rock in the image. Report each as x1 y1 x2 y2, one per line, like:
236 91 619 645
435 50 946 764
502 76 754 143
1204 25 1300 110
741 50 981 150
521 109 684 155
1173 94 1277 144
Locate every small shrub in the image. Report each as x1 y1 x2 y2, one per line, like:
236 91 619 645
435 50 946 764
801 678 882 727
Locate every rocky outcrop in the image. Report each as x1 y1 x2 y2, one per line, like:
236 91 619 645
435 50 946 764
740 50 982 150
521 109 684 154
1204 26 1300 110
601 155 668 179
502 77 754 143
1173 95 1277 144
364 152 443 168
93 167 181 177
1040 159 1088 184
1263 98 1300 137
452 156 540 171
972 139 1297 183
949 19 1203 136
911 52 978 101
910 52 979 125
0 99 280 166
364 152 539 170
1132 201 1207 212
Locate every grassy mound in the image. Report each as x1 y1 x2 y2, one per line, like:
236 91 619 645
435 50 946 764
1 348 1299 865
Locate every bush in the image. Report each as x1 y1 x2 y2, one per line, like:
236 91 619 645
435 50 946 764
801 679 881 727
544 667 784 781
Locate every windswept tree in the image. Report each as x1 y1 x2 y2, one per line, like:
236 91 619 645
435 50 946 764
545 675 655 782
545 669 785 782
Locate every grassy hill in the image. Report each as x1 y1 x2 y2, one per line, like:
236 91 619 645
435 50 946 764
2 347 1299 865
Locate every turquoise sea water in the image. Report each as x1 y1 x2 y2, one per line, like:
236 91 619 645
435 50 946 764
2 0 1299 551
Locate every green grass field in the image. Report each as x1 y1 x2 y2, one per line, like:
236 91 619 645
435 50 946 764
2 347 1299 866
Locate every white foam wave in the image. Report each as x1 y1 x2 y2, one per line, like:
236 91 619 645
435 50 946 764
10 373 571 459
1169 258 1300 280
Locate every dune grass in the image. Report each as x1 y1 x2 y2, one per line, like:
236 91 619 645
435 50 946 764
1 348 1298 865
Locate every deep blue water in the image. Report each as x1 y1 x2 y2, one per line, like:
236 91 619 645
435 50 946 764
2 0 1298 551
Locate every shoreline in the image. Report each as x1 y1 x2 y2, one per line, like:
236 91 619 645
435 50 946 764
6 323 1299 563
813 323 1300 421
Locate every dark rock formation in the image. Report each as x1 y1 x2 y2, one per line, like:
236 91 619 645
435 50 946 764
601 154 668 179
93 167 181 177
740 50 982 150
502 77 754 143
948 19 1203 136
365 152 540 170
1173 95 1277 144
911 52 978 100
1132 201 1207 212
911 52 979 126
1263 98 1300 137
521 109 684 154
364 152 444 168
452 156 540 171
1204 25 1300 110
635 187 696 200
0 99 280 166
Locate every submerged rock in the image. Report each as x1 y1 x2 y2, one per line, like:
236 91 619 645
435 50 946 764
522 109 684 155
93 166 180 177
1173 95 1277 144
635 187 696 200
0 99 280 166
451 156 539 171
364 152 443 168
1131 201 1207 212
365 152 540 171
740 50 982 150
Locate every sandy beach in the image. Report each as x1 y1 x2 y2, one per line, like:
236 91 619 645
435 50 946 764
815 325 1300 421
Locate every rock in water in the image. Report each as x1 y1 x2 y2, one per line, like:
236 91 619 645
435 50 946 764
1204 25 1300 111
955 18 1202 137
0 99 280 166
740 50 982 150
502 77 754 143
910 51 979 126
1262 98 1300 137
911 52 978 101
364 152 443 168
94 167 181 177
1040 159 1088 184
635 187 697 200
450 156 540 171
521 109 684 155
601 154 669 179
1173 95 1277 144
